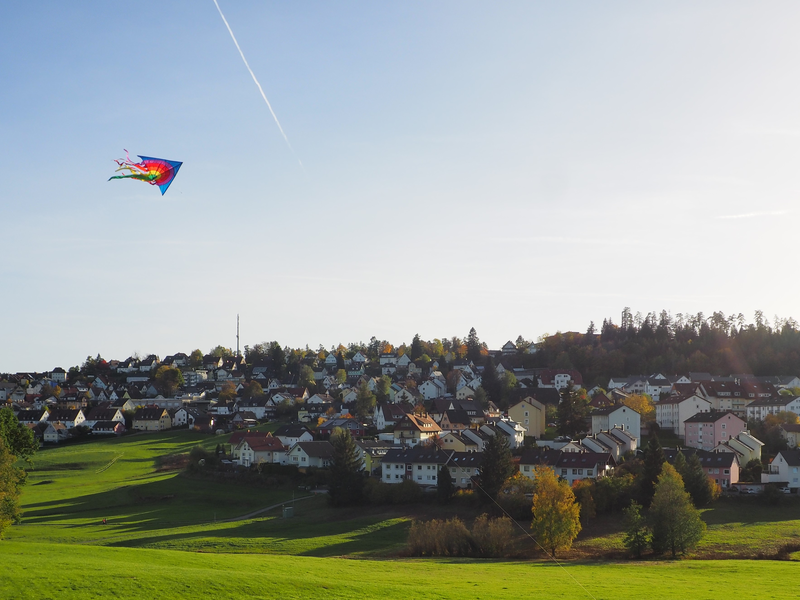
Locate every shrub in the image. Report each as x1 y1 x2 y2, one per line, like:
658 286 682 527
406 518 473 556
471 513 517 557
363 479 424 505
406 514 519 558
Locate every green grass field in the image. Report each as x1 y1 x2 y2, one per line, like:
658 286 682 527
3 542 799 600
3 431 800 599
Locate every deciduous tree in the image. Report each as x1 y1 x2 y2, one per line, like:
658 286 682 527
154 365 185 397
0 437 25 537
530 466 582 557
241 380 264 399
298 365 316 390
355 383 376 420
649 463 706 558
0 408 37 462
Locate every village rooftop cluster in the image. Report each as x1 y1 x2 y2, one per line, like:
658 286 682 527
3 342 800 493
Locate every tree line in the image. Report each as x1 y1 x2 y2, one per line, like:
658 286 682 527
529 308 800 387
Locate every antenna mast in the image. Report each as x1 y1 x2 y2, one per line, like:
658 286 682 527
236 314 240 357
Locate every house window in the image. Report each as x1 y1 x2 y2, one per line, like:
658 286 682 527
724 469 730 475
417 476 422 481
572 469 577 475
586 469 593 476
561 469 567 476
301 457 306 462
417 465 422 470
577 469 583 475
523 465 530 472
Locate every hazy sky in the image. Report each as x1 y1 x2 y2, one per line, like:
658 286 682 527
3 2 800 372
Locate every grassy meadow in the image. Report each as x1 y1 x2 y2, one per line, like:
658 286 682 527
3 430 800 599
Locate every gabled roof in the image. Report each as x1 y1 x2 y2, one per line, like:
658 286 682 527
747 395 799 408
395 414 441 434
133 407 168 420
776 449 800 467
242 436 285 452
383 446 451 464
684 411 743 424
663 448 737 469
292 441 334 459
274 423 312 438
592 404 640 417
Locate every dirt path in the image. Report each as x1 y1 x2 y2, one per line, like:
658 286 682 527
220 493 318 522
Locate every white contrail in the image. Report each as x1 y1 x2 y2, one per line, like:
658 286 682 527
212 0 302 166
717 210 789 220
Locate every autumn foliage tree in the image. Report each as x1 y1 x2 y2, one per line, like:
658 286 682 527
530 466 582 557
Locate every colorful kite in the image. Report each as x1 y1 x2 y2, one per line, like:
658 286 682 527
109 150 182 195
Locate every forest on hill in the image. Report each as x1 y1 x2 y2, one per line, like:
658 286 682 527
525 309 800 388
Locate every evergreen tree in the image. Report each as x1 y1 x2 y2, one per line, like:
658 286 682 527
530 466 582 558
673 449 688 480
477 433 514 505
410 334 423 361
649 463 706 558
270 342 287 378
327 429 363 507
682 453 719 506
639 436 665 507
481 357 502 405
556 385 588 438
437 464 455 504
466 327 483 362
622 501 649 558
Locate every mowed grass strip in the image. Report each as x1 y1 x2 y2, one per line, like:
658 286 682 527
2 541 799 600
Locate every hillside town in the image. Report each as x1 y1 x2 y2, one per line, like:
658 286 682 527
3 336 800 495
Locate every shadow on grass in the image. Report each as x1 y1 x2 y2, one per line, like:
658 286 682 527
98 502 409 556
20 474 291 529
701 496 800 526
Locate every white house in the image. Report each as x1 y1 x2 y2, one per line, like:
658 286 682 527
745 395 800 422
591 405 641 445
655 393 712 437
381 446 451 487
419 379 446 400
286 441 334 470
762 449 800 490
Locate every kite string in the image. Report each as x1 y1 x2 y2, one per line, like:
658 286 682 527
212 0 303 168
467 475 599 600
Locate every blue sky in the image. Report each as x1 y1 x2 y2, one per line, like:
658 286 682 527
3 2 800 372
